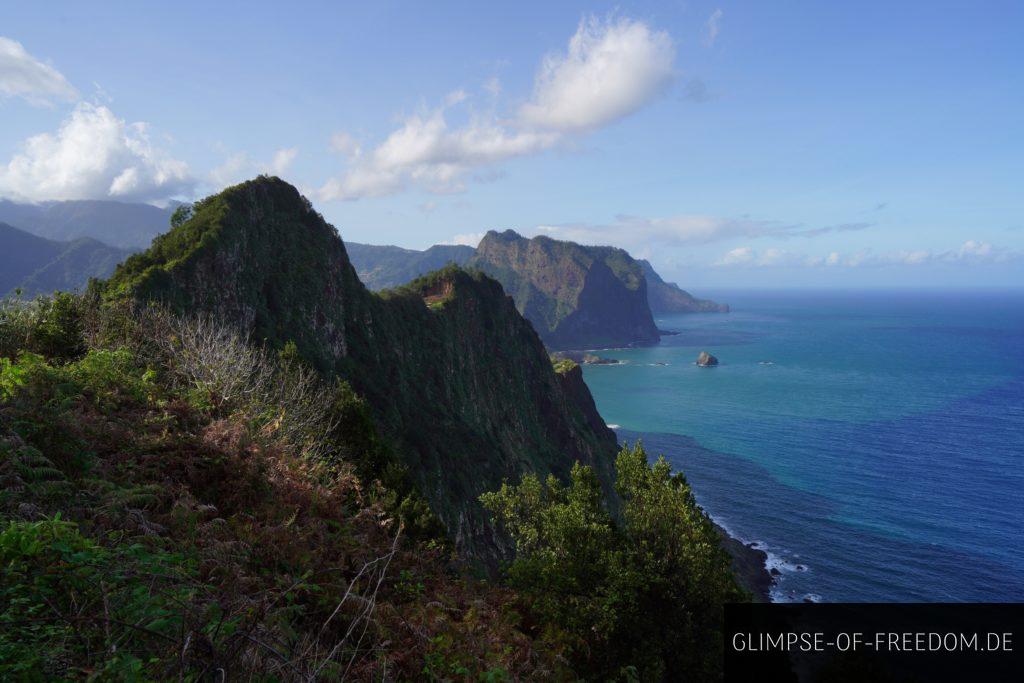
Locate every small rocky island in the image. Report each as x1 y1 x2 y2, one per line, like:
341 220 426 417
696 351 719 367
582 353 621 365
555 351 623 365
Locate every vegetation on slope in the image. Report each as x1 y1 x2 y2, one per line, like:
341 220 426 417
483 444 744 680
0 292 744 680
103 177 620 562
469 230 661 349
0 294 559 679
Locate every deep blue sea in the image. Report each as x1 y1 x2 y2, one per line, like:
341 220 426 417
580 289 1024 603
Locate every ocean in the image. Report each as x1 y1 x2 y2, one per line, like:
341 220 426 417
579 289 1024 603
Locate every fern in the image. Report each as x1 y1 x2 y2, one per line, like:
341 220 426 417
0 441 69 500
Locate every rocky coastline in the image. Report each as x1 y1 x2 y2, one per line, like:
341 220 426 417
714 523 774 602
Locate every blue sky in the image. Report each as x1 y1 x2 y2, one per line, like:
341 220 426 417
1 1 1021 287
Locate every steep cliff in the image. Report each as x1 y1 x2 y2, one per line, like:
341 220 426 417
104 177 619 561
469 230 661 349
638 259 729 314
347 241 475 290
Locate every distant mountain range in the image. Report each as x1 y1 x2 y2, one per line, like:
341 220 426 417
345 242 475 290
0 222 131 297
0 195 726 348
348 230 727 349
0 199 172 250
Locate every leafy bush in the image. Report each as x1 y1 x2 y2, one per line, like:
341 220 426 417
482 442 745 681
0 516 196 680
0 292 85 362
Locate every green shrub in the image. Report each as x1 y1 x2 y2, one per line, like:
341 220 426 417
68 348 158 408
0 293 86 363
482 442 744 681
0 516 196 680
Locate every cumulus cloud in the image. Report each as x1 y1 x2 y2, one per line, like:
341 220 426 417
0 102 192 203
711 241 1021 268
530 215 871 249
319 15 675 202
0 37 78 106
518 16 675 132
319 101 560 200
703 9 723 47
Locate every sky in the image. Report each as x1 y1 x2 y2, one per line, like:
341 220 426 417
1 1 1022 288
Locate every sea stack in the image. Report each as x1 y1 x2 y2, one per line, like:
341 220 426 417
696 351 719 367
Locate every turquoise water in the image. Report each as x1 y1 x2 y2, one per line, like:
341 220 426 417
580 290 1024 602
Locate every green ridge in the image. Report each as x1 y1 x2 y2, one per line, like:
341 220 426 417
105 176 619 561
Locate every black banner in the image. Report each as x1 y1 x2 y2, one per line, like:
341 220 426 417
724 603 1023 682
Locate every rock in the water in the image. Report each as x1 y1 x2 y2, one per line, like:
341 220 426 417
582 353 620 365
696 351 719 367
554 350 621 365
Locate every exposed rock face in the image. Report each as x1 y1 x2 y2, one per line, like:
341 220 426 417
469 230 661 350
346 241 475 290
715 524 772 603
696 351 719 367
638 259 729 314
104 177 619 563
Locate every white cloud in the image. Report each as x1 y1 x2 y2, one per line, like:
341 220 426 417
530 215 871 249
268 147 297 175
444 232 486 247
207 146 299 190
715 246 754 266
712 247 822 268
444 89 468 107
711 241 1021 268
703 9 723 47
482 76 502 97
208 153 250 189
518 16 675 132
0 102 192 202
330 132 361 157
0 37 78 106
319 105 559 200
319 15 675 202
